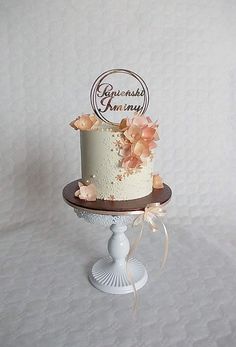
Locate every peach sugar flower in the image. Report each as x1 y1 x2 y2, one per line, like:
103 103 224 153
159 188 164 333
152 174 164 189
70 114 101 131
74 182 97 201
118 114 159 170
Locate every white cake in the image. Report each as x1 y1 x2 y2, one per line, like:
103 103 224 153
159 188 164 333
70 113 163 201
80 124 153 200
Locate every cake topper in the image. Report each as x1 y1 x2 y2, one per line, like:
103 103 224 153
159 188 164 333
90 69 149 125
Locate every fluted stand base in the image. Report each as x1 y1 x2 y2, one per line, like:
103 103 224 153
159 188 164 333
89 256 148 294
87 222 148 294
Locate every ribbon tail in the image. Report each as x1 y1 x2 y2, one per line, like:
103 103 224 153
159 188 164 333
160 221 169 270
147 213 169 271
133 214 144 227
126 221 144 311
125 209 169 311
125 261 138 312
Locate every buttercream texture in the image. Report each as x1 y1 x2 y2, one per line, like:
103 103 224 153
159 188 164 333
80 126 153 200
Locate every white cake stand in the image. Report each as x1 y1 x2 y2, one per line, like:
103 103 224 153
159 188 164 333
75 209 147 294
63 180 172 295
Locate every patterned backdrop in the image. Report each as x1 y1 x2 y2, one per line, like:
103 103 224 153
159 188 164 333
1 0 236 230
1 1 236 346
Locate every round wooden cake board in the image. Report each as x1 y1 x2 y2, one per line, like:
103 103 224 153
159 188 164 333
63 179 172 215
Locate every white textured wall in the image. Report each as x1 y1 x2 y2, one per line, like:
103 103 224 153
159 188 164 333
1 0 236 231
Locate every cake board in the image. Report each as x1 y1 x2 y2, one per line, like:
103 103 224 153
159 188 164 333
63 180 172 294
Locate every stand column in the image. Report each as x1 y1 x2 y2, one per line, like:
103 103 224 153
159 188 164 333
108 224 129 267
88 223 148 294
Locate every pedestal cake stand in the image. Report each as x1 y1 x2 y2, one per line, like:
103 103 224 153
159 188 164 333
63 180 172 295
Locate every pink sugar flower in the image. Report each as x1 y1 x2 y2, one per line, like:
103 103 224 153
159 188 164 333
122 155 142 169
124 125 142 143
148 140 157 150
141 126 157 141
119 142 132 157
74 182 97 201
70 114 100 131
130 115 149 128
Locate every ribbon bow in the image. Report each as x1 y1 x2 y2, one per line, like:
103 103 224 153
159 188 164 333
126 203 169 310
134 203 166 231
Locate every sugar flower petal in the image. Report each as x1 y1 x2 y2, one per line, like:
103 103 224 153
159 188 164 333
132 140 150 158
124 125 141 143
78 183 97 201
122 155 142 169
130 115 149 128
74 189 80 197
153 174 164 189
119 118 130 131
141 126 156 141
119 142 132 157
148 140 157 149
70 114 101 131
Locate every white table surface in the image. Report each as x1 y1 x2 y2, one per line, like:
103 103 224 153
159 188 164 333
0 216 236 347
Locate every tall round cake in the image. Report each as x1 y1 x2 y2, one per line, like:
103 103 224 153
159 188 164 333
70 113 163 202
80 124 153 200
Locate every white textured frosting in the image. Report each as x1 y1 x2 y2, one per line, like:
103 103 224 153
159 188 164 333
80 124 153 200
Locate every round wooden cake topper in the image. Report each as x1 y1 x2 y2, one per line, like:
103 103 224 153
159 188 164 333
90 69 149 125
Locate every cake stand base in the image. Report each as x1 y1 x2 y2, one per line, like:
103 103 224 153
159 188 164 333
63 180 172 295
89 256 148 294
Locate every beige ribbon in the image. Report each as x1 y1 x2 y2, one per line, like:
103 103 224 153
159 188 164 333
126 203 169 310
